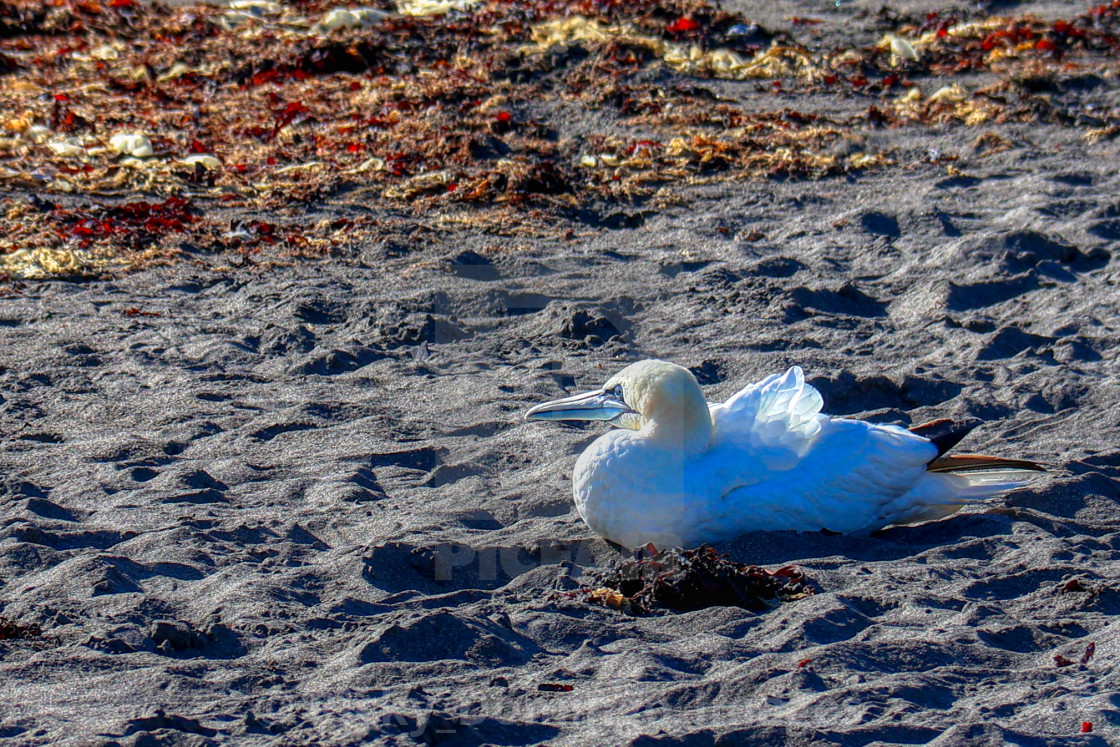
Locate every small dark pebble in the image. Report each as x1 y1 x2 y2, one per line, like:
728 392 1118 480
1059 578 1086 593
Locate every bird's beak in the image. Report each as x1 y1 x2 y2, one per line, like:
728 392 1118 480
525 389 635 423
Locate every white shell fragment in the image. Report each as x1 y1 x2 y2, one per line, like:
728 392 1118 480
345 156 386 174
90 44 121 61
888 35 920 62
47 140 87 158
396 0 480 17
109 133 155 158
929 85 967 103
25 125 52 144
219 0 282 28
274 161 326 174
228 0 282 12
314 7 389 33
179 154 223 170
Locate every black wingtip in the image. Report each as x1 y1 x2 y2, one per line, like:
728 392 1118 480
908 417 983 458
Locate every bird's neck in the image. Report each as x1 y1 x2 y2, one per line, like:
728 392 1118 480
643 393 712 455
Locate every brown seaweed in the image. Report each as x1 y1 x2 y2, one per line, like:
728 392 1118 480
585 545 813 615
1 0 1118 278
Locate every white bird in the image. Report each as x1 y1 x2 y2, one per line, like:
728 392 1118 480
526 360 1045 549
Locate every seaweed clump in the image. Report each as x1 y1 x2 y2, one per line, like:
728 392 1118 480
0 615 42 641
586 545 813 615
2 0 1119 279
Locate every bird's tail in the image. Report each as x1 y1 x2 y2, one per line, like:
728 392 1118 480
927 453 1047 498
879 453 1047 528
907 418 1047 505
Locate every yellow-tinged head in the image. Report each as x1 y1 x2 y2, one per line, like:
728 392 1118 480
526 359 712 453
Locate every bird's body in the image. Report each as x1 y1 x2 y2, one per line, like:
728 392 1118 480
526 360 1044 549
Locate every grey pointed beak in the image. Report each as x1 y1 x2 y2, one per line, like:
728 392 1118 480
525 389 634 422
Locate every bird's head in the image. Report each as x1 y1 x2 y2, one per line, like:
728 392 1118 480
525 360 712 451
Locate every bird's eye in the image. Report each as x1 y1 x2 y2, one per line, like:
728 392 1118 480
610 384 624 399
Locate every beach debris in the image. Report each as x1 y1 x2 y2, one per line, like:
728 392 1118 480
0 195 203 279
585 545 813 615
108 133 155 158
313 7 389 34
1082 722 1093 733
1054 641 1096 668
587 587 630 611
666 17 700 34
219 0 284 31
0 246 126 280
881 34 920 63
0 616 42 641
178 154 223 171
1 0 1119 279
524 17 820 82
229 0 283 11
537 683 574 692
396 0 479 17
46 140 87 158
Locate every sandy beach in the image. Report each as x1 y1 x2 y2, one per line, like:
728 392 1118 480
1 0 1119 744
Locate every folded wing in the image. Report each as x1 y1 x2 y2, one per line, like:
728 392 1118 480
706 368 1046 534
709 366 826 457
708 368 936 525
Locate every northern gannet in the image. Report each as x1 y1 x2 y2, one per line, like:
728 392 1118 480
526 360 1045 549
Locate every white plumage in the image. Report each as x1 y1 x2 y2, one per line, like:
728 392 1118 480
526 360 1043 549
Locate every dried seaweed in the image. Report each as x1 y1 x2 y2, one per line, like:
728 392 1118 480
585 545 813 615
0 615 42 641
0 0 1118 278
